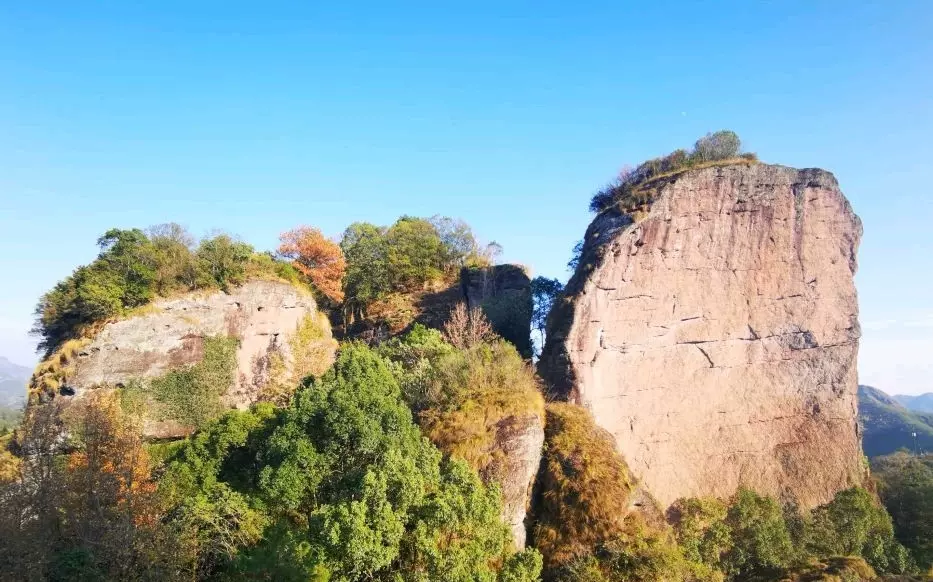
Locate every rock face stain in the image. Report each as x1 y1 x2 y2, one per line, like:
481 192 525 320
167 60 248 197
65 280 329 435
540 164 864 509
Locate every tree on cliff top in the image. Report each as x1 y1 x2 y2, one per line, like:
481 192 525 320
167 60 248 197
278 226 347 303
32 225 306 356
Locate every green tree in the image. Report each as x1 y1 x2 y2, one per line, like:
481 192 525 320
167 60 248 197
873 453 933 570
161 343 540 581
806 487 912 574
720 488 793 577
340 222 392 320
385 216 448 290
530 277 563 355
668 497 732 570
196 233 254 291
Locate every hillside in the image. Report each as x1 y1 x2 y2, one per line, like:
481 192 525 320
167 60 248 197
895 393 933 413
859 385 933 457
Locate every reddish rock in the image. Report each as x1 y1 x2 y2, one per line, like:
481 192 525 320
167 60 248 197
540 163 864 509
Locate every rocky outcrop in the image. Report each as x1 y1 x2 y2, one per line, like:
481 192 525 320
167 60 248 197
540 163 864 509
483 413 545 548
462 265 533 357
47 280 335 435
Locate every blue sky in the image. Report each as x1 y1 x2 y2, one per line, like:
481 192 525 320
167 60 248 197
1 2 931 393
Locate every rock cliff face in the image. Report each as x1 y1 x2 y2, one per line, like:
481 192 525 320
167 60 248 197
484 413 545 549
540 163 864 509
462 265 533 357
52 280 335 435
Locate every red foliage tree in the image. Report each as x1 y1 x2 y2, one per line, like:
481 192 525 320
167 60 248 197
278 226 347 302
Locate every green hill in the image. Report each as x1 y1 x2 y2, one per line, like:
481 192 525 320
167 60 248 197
859 385 933 457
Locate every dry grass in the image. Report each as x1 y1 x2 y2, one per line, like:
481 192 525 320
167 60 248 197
28 337 92 403
533 402 636 568
606 157 760 219
418 340 544 474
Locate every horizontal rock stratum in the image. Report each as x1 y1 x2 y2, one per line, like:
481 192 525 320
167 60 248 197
539 163 864 509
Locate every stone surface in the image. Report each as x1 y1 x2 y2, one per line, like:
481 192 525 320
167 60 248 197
484 413 545 549
63 280 332 433
540 163 864 509
461 265 533 357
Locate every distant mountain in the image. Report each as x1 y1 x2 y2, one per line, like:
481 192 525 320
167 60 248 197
0 355 30 409
894 392 933 413
858 385 933 457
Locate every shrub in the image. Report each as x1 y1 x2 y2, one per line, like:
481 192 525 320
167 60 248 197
720 488 794 576
148 335 239 430
692 130 741 163
261 312 338 406
417 339 544 474
443 302 495 350
668 497 733 569
588 130 756 214
806 487 913 574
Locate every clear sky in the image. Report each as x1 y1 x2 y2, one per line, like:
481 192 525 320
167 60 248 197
1 2 931 394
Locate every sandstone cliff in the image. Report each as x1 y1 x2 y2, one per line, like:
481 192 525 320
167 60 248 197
539 163 864 509
484 412 544 548
32 280 336 436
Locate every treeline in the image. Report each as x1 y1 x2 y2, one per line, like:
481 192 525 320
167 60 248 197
32 225 301 356
33 216 499 359
339 216 500 324
589 130 758 214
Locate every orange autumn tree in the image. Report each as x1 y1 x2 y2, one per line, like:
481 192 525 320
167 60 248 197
278 226 347 302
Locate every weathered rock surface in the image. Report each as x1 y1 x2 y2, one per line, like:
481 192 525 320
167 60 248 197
483 413 545 548
540 163 864 509
462 265 533 357
62 280 334 434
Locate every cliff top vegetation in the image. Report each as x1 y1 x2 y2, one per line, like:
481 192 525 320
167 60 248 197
589 130 758 215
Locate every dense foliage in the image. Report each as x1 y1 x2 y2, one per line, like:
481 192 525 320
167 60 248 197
162 343 541 581
872 453 933 571
2 345 542 581
589 130 757 214
32 225 303 356
379 324 544 479
533 403 714 582
340 216 499 324
668 486 914 580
